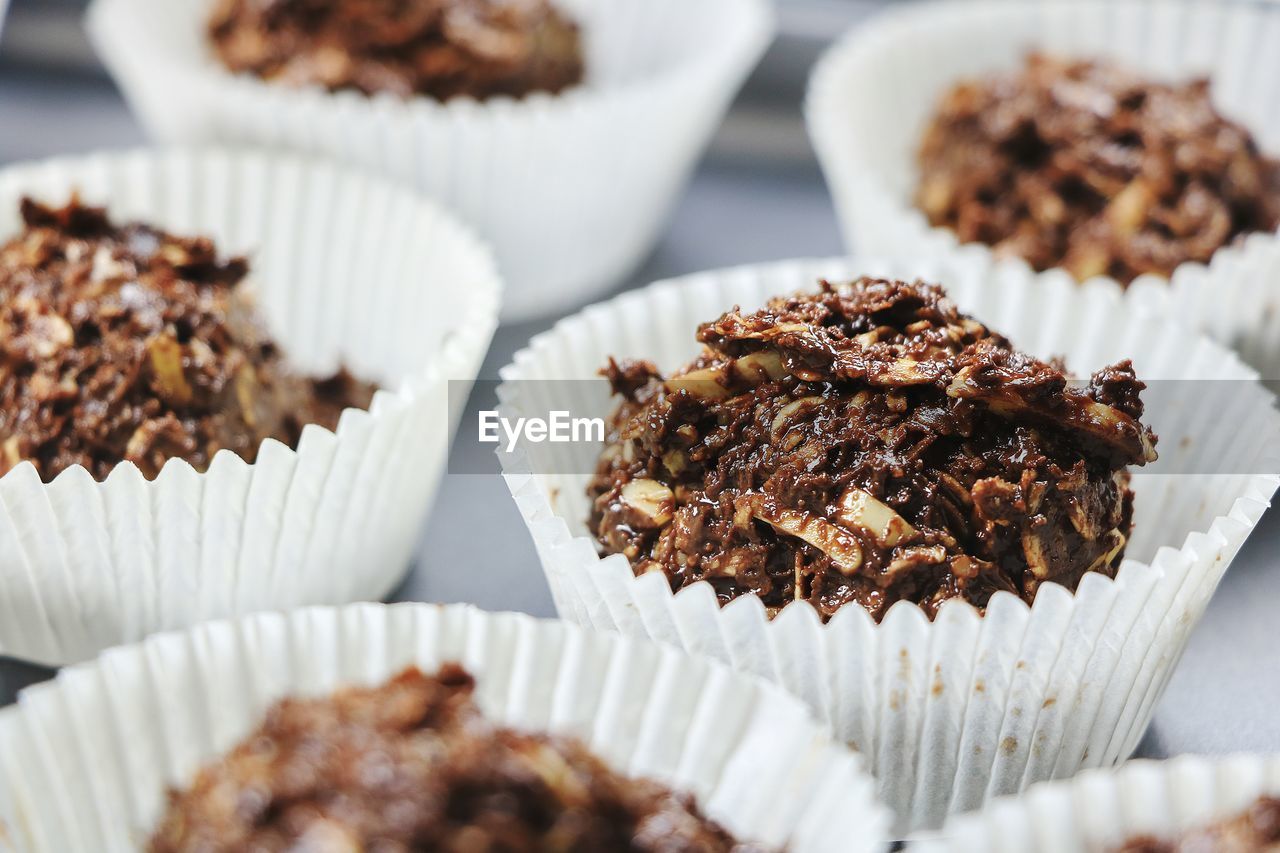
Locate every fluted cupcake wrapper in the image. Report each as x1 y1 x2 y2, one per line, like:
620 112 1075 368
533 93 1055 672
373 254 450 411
0 602 890 853
910 753 1280 852
806 0 1280 379
497 256 1280 833
0 148 501 666
86 0 775 323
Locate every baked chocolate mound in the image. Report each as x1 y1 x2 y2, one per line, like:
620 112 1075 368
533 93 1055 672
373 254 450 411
1116 795 1280 852
589 278 1157 621
149 666 751 852
916 53 1280 285
209 0 584 101
0 198 374 482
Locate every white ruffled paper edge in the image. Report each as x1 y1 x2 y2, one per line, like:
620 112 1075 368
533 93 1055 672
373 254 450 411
806 0 1280 378
910 753 1280 853
0 148 501 667
0 602 890 853
497 255 1280 833
86 0 775 322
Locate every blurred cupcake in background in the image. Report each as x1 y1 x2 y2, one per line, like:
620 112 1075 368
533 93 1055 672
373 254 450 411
88 0 775 321
910 753 1280 853
0 148 500 666
913 52 1280 287
807 0 1280 375
206 0 585 101
0 603 890 852
0 195 374 482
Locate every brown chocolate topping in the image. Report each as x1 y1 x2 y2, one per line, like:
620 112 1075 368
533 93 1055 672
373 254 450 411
1116 795 1280 852
149 666 755 852
589 278 1156 621
208 0 584 101
0 197 374 482
916 53 1280 285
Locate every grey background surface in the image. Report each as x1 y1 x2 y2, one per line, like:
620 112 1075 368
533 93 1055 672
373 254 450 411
0 0 1278 762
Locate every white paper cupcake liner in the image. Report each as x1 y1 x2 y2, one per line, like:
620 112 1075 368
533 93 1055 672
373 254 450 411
806 0 1280 379
0 148 500 667
497 256 1280 833
86 0 774 323
0 602 889 853
911 753 1280 852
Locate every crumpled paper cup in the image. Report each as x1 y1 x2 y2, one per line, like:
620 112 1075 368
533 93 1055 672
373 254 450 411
910 753 1280 852
0 602 890 853
87 0 775 322
497 255 1280 833
0 148 500 666
806 0 1280 378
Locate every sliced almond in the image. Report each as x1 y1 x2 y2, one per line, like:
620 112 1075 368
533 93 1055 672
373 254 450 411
667 351 787 400
938 472 973 508
1085 528 1126 574
878 357 933 385
707 551 753 578
742 494 864 576
13 297 74 359
665 366 730 400
885 545 948 579
524 743 591 808
770 396 823 440
855 326 895 347
1082 398 1158 463
1107 179 1152 237
235 364 259 428
620 478 674 527
1064 245 1111 282
951 554 979 579
1021 528 1052 579
732 350 787 383
836 487 917 548
147 333 193 406
918 176 953 218
766 322 809 337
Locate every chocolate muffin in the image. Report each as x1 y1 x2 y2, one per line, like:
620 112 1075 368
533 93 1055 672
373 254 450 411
1116 796 1280 852
208 0 585 101
916 53 1280 285
588 278 1157 621
149 665 755 852
0 197 374 482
